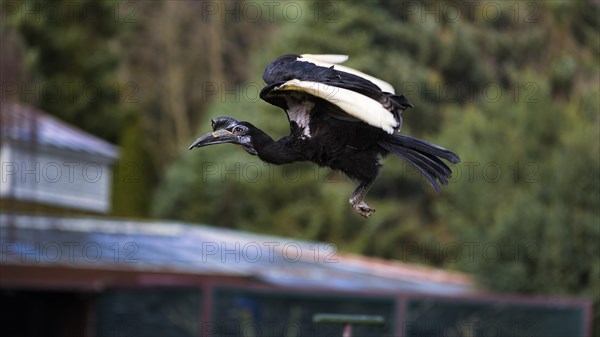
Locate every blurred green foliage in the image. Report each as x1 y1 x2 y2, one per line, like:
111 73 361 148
13 0 129 143
112 116 158 217
436 71 599 297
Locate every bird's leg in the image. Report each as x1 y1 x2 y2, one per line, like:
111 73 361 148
349 180 375 218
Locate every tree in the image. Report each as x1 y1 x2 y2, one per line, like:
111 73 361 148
15 0 128 143
117 0 273 173
435 71 599 333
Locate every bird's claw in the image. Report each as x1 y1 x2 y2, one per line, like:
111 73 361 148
353 201 375 218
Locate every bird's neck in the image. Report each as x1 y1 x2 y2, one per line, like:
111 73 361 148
252 132 301 165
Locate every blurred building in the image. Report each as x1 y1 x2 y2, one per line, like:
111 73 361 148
0 102 593 337
1 101 119 213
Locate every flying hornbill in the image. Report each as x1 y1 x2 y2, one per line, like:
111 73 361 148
190 54 460 217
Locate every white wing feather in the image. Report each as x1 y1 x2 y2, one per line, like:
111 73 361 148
276 79 398 134
299 54 349 64
297 54 396 94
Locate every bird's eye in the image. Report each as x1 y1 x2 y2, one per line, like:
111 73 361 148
232 126 245 134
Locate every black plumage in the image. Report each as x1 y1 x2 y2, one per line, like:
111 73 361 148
190 54 460 217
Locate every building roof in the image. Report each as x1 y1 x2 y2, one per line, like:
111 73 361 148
0 213 473 294
0 101 118 159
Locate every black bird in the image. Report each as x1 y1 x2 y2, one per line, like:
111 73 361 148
190 54 460 217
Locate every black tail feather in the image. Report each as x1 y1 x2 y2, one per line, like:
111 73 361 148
378 134 460 191
400 151 447 191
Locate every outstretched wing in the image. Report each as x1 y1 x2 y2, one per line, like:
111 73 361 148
261 54 412 134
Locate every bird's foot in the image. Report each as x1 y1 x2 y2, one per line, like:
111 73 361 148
352 201 375 218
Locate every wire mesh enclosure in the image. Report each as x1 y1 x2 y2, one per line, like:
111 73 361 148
96 286 590 337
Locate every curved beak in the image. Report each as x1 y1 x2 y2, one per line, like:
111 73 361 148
189 129 239 150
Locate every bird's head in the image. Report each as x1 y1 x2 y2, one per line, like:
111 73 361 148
189 116 258 155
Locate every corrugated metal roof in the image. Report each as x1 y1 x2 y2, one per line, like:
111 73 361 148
0 101 118 159
0 213 474 294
